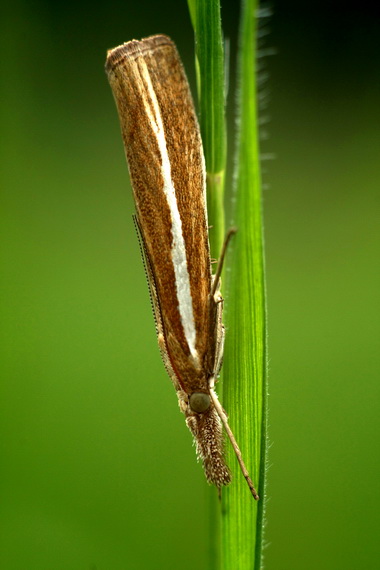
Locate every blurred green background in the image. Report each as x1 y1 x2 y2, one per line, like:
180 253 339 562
1 0 379 568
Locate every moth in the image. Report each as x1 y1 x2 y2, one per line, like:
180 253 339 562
105 34 258 499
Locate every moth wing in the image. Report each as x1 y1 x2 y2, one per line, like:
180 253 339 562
133 215 181 391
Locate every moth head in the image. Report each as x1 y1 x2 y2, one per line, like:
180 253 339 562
189 392 211 414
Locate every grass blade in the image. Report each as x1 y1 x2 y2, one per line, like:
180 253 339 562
187 0 268 567
222 0 268 567
187 2 227 569
187 0 226 258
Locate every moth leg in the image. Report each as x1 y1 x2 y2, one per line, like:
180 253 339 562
211 227 237 297
210 228 235 381
213 303 225 380
208 377 259 501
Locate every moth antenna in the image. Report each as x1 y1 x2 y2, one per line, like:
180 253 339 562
211 227 237 297
209 377 259 500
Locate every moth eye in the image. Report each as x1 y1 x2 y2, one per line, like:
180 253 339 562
189 392 211 413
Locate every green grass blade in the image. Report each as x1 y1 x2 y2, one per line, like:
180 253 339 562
187 0 196 29
187 0 226 258
187 0 268 567
187 2 227 569
222 0 268 567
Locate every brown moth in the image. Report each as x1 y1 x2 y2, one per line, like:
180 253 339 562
105 34 258 499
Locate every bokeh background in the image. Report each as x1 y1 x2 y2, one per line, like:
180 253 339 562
1 0 379 568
